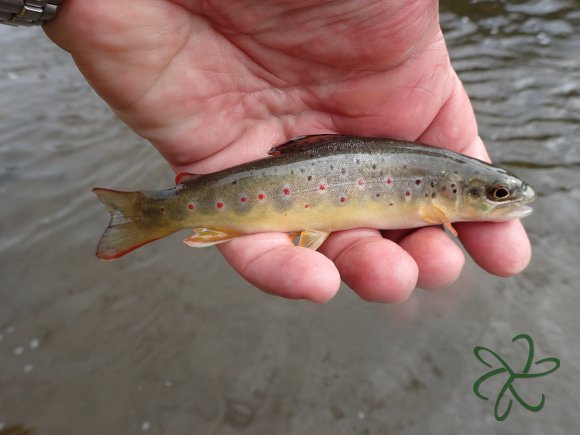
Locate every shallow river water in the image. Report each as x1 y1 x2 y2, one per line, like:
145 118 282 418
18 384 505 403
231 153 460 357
1 1 579 434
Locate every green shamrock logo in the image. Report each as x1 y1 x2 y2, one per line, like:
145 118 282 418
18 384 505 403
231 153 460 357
473 333 560 421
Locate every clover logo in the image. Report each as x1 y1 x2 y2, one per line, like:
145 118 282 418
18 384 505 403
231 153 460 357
473 333 560 421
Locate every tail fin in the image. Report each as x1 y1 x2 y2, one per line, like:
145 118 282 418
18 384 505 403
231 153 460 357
92 188 177 260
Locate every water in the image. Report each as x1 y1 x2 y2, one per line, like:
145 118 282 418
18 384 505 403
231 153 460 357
1 1 579 433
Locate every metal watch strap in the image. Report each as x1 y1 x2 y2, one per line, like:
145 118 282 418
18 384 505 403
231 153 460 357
0 0 62 26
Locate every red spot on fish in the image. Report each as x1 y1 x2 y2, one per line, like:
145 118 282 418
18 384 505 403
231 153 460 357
187 203 194 210
376 193 381 198
240 196 248 203
358 178 365 186
283 187 291 196
319 184 326 191
160 207 167 214
389 202 394 206
216 202 224 209
304 204 309 208
405 191 411 197
340 197 347 203
258 193 265 200
416 179 422 185
386 178 392 185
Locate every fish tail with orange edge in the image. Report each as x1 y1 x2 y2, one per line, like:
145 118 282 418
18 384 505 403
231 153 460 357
92 188 179 260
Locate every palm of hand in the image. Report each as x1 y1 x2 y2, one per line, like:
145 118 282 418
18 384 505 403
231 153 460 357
46 0 531 302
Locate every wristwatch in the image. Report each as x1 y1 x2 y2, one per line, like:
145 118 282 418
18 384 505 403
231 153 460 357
0 0 61 26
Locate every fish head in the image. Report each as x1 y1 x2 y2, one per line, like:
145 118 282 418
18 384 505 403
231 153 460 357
434 164 536 222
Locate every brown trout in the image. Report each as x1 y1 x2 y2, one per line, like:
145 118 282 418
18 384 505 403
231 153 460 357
93 135 536 260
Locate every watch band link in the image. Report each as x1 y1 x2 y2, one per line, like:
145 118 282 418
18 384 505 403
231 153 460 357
0 0 62 26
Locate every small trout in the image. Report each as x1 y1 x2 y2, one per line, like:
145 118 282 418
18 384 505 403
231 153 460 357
93 135 536 260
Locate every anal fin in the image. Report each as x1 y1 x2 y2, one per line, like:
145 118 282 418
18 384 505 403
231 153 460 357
183 228 238 248
297 230 330 251
287 232 300 244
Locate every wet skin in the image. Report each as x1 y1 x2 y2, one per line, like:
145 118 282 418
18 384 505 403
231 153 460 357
45 0 532 302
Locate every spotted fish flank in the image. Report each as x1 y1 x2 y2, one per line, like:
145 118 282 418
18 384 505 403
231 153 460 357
92 135 536 260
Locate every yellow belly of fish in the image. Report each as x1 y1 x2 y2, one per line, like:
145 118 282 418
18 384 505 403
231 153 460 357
182 198 431 249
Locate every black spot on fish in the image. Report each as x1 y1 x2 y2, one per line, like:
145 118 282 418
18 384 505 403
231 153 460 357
403 164 408 169
356 159 361 164
372 164 377 170
307 175 313 181
451 183 456 188
452 189 457 194
290 170 295 175
341 168 346 174
467 187 480 197
232 180 238 185
430 181 436 188
330 165 334 170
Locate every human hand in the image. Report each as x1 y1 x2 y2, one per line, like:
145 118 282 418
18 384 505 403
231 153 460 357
44 0 531 303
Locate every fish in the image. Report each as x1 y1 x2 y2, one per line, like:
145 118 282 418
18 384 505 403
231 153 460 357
92 135 536 260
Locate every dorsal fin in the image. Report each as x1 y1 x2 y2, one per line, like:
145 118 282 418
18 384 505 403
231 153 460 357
268 134 344 156
175 172 202 185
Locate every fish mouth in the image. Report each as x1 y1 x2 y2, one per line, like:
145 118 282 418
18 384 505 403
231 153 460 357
507 184 537 218
504 205 534 219
489 203 534 220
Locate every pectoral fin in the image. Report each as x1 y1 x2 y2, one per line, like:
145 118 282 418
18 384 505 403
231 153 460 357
443 222 458 237
183 228 239 248
419 205 458 237
297 230 330 251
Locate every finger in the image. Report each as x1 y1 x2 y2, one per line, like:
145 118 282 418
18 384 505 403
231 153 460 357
218 233 341 303
380 228 415 244
455 220 532 276
319 228 418 303
418 72 489 158
397 227 465 290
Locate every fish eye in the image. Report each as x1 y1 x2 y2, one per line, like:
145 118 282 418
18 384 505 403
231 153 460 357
494 187 509 198
488 185 510 201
